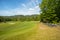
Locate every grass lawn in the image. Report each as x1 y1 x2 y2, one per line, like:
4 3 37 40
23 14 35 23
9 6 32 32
0 21 60 40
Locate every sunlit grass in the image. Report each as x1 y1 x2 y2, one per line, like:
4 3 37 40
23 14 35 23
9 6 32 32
0 21 37 40
0 22 60 40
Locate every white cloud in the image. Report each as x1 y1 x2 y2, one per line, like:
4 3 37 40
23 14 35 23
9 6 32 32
0 6 40 16
22 4 26 8
36 0 39 4
29 8 34 11
35 6 39 8
31 0 39 6
0 0 40 16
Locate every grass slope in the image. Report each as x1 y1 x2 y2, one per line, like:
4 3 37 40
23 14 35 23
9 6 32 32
0 21 38 40
0 21 60 40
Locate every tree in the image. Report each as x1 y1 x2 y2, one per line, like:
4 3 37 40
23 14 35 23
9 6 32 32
40 0 60 24
0 16 6 23
0 14 40 23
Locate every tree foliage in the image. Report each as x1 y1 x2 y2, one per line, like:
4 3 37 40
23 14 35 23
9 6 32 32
0 14 40 22
40 0 60 24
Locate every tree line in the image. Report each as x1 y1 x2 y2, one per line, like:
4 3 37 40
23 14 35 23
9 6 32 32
0 14 40 22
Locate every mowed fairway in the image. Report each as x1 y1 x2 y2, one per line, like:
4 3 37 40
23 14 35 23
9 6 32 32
0 21 60 40
0 21 38 40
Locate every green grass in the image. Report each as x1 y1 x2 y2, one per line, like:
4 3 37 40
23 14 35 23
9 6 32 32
0 21 60 40
0 21 38 40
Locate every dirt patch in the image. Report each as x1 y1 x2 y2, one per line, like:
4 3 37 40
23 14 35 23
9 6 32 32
27 22 60 40
38 23 49 30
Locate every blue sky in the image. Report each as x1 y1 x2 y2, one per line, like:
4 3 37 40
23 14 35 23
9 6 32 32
0 0 41 16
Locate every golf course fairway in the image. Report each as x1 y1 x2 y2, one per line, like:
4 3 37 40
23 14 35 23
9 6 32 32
0 21 60 40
